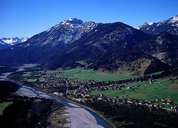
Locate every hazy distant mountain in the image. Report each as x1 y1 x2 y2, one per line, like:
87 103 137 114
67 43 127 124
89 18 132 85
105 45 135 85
139 15 178 35
1 37 28 45
0 39 10 49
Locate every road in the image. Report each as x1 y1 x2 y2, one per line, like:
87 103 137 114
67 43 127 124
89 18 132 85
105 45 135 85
0 64 113 128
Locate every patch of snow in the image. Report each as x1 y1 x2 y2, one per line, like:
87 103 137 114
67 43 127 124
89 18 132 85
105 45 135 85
170 16 178 23
68 18 73 21
1 37 28 45
134 26 140 30
21 37 28 42
156 23 161 26
66 22 70 25
148 22 153 25
2 38 16 44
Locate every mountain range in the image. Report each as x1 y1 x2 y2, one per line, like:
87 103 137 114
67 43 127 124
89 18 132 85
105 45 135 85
139 15 178 35
0 40 10 49
0 15 178 75
0 37 28 49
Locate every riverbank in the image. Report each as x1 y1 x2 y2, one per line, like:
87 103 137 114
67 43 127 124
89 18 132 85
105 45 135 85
0 65 113 128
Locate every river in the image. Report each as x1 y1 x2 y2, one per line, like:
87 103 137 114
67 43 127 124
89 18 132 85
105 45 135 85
0 64 113 128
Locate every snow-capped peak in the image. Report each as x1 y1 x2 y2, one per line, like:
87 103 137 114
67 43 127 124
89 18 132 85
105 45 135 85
66 18 83 23
1 37 28 45
68 18 73 21
41 18 97 45
137 22 154 29
169 15 178 23
21 37 28 42
148 22 154 25
0 39 11 49
68 18 78 21
139 14 178 35
61 18 83 25
49 18 84 31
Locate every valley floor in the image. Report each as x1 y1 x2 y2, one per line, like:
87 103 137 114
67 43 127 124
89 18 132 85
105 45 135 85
2 65 178 128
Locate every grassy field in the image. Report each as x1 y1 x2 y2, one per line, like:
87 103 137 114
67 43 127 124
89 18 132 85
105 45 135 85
0 102 13 115
62 68 133 81
91 78 178 104
10 68 134 82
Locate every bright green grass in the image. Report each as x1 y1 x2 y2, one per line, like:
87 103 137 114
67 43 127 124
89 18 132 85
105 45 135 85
0 102 13 115
91 78 178 103
62 68 133 81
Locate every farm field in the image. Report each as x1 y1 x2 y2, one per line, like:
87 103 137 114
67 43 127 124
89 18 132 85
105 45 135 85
91 78 178 104
10 68 135 82
62 68 134 81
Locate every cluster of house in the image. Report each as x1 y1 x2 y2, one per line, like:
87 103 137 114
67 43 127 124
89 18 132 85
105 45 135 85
30 71 178 113
86 95 178 113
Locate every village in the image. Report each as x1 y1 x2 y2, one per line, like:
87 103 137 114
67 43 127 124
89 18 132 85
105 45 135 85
8 68 178 127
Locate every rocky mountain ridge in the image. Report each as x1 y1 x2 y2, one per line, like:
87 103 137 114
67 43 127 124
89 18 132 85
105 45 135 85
0 16 178 74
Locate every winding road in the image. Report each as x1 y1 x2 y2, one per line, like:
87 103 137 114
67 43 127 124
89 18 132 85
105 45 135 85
0 65 113 128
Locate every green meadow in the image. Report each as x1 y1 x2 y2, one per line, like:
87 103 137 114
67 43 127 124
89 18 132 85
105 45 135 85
91 78 178 103
62 68 133 81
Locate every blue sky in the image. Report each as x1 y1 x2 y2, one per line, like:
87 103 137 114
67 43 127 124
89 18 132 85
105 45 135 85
1 0 178 37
